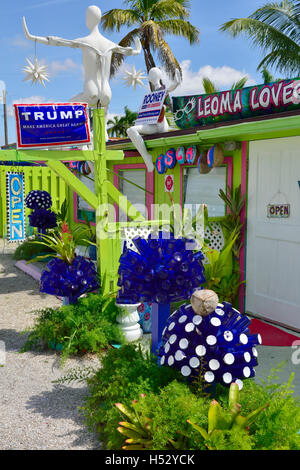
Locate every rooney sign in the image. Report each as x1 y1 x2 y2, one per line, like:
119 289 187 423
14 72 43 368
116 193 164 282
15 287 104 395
172 78 300 129
14 103 91 149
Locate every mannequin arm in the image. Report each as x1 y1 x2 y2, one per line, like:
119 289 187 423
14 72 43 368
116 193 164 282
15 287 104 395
23 17 81 48
106 37 142 57
167 69 182 93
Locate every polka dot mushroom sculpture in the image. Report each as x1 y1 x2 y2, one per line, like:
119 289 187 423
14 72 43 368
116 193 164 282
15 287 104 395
25 190 52 210
158 289 261 390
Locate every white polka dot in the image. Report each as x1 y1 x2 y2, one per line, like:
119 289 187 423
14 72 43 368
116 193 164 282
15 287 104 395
240 334 248 345
223 372 232 384
192 315 202 326
168 322 175 331
160 356 165 365
235 379 244 391
204 371 215 383
169 334 177 345
164 343 170 353
243 367 251 378
195 345 206 357
168 356 175 366
224 331 234 342
223 353 235 365
179 338 189 350
215 308 225 316
206 335 217 346
209 359 220 371
210 317 221 327
179 315 187 324
185 323 195 333
257 334 262 345
217 303 224 308
244 352 251 363
252 347 258 357
189 357 200 368
162 327 167 337
181 366 191 377
175 350 185 361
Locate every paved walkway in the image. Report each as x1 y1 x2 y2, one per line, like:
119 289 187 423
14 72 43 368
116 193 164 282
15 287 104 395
0 247 101 450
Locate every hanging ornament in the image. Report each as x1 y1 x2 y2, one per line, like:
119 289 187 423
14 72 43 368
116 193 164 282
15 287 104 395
122 65 146 90
22 41 50 87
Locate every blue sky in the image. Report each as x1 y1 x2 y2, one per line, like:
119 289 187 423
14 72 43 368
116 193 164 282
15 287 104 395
0 0 282 145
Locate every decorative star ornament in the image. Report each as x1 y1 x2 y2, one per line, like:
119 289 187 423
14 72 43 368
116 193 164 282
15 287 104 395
122 65 146 91
22 57 50 87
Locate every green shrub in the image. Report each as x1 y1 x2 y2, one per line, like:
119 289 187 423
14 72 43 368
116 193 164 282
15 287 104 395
77 346 300 450
21 293 125 363
13 237 55 261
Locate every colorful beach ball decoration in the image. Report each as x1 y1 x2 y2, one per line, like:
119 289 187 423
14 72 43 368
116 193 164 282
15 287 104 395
29 208 57 230
116 232 206 305
207 144 224 168
186 145 198 164
40 256 99 304
176 147 185 165
158 300 261 390
25 190 52 210
156 154 166 174
164 148 177 170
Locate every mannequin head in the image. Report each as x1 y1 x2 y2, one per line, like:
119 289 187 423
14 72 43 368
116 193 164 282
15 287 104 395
148 67 163 88
86 5 102 30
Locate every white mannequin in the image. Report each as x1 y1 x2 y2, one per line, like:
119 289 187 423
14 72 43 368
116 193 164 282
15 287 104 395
127 67 181 172
22 5 141 126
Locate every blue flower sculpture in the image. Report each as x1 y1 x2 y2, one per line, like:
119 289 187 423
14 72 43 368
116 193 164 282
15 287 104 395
25 190 52 210
117 232 206 305
40 256 98 303
158 302 261 390
29 208 57 230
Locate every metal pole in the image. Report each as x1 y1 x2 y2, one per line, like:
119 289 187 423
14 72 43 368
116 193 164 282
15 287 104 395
3 89 8 146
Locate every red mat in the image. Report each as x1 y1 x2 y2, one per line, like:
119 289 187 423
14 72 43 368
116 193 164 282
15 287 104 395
249 318 300 347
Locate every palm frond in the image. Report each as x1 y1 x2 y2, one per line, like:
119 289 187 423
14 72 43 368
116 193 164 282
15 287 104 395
220 1 300 75
157 19 200 44
101 8 140 32
202 77 218 94
156 35 182 79
150 0 190 21
110 28 140 78
231 76 248 89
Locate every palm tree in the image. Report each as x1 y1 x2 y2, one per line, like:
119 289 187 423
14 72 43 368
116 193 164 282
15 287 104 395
220 0 300 76
101 0 200 80
202 76 249 94
107 106 138 138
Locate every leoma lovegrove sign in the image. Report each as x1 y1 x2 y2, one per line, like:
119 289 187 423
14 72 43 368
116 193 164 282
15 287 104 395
14 103 91 149
6 172 26 242
172 78 300 129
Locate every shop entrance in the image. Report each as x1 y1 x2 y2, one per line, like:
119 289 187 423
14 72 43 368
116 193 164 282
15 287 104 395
246 136 300 330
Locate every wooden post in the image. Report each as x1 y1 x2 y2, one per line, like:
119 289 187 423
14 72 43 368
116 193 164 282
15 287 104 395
93 108 112 295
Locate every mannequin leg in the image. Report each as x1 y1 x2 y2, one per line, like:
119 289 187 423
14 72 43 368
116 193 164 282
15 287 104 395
127 125 155 172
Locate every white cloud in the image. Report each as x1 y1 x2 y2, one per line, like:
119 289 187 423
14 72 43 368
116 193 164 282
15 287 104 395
173 60 256 96
0 80 6 95
48 58 82 77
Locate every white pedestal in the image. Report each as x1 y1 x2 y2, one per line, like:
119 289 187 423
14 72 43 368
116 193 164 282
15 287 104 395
116 303 143 343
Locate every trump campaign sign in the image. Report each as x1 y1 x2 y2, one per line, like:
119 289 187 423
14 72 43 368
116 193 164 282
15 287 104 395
135 89 167 125
14 103 91 149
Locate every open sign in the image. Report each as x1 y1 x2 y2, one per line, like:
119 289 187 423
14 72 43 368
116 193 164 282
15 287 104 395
267 204 290 218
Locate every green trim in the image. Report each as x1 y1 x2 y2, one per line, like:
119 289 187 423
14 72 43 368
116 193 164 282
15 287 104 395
107 114 300 151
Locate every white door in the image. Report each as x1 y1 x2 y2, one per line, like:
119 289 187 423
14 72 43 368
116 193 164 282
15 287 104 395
246 136 300 330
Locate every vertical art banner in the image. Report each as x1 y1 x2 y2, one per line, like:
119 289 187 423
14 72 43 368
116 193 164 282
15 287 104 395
6 172 26 242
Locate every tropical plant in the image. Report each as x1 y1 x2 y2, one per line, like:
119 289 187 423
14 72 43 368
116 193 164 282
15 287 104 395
13 236 55 262
21 293 125 364
54 199 69 229
188 382 269 450
101 0 200 79
203 230 238 290
219 184 246 259
107 107 138 138
220 0 300 76
202 76 249 94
